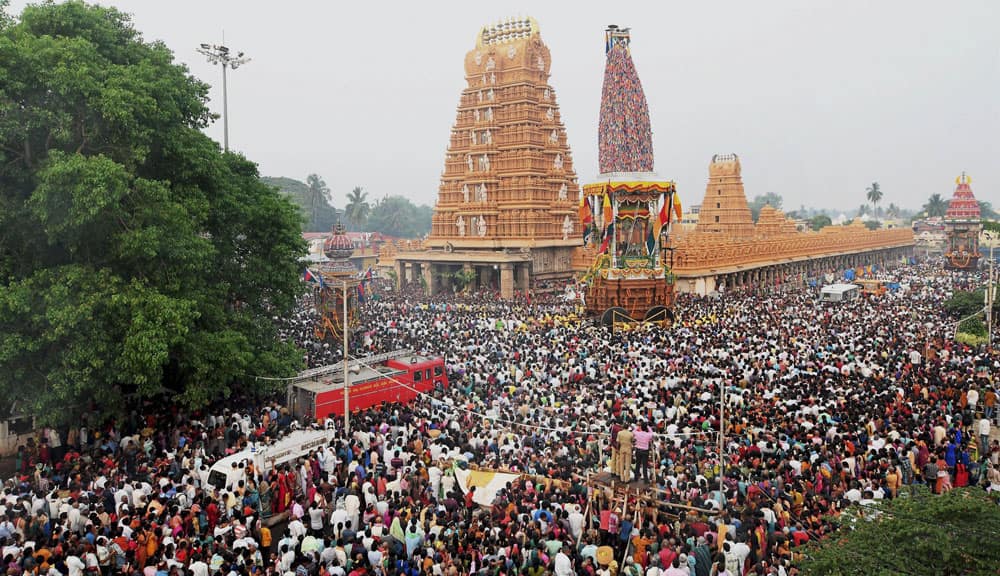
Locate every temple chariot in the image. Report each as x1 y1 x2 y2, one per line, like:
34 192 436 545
942 173 982 270
580 26 680 326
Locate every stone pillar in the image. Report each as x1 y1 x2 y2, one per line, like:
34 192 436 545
517 264 531 292
423 263 437 296
395 260 405 290
500 263 515 300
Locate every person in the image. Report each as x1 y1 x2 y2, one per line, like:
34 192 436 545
617 426 635 482
554 544 574 576
633 423 654 483
979 417 991 459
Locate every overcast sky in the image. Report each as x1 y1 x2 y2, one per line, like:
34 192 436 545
7 1 999 215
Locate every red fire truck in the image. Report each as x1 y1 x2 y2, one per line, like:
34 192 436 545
287 350 447 421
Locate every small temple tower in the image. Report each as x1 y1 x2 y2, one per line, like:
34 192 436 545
943 173 982 270
694 154 756 240
314 222 360 342
402 17 580 298
580 25 680 324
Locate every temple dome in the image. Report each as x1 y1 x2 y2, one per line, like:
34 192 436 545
945 173 980 221
324 222 354 260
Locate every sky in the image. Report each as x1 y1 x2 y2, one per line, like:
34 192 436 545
6 0 999 216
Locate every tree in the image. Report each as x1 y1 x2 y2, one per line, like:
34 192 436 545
886 202 900 219
0 1 306 423
801 489 1000 576
865 181 883 220
367 196 433 238
922 193 948 218
345 186 371 231
979 200 999 220
809 214 833 231
261 176 341 232
305 174 331 231
856 204 870 218
748 192 783 222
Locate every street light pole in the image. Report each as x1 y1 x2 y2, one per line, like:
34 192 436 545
986 232 995 350
197 42 250 152
342 280 351 435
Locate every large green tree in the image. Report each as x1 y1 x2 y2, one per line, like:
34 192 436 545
345 186 370 231
865 181 883 220
922 193 948 218
800 489 1000 575
305 173 331 231
367 195 433 238
0 1 305 422
260 175 341 232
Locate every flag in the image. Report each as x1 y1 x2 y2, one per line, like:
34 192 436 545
365 267 374 282
579 194 592 226
673 192 682 222
303 268 324 288
646 221 656 255
602 191 613 227
583 223 593 245
656 195 669 235
599 222 614 254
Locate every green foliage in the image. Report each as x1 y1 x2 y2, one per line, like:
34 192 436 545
922 193 948 218
979 201 999 220
983 220 1000 234
748 192 783 222
367 195 433 238
945 290 999 318
809 214 833 231
956 331 988 346
261 175 341 232
452 268 476 292
345 186 370 231
958 316 987 338
864 220 880 230
800 489 1000 576
865 181 882 220
0 1 305 423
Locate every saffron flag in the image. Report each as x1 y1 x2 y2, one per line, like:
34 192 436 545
656 195 669 233
579 194 593 226
672 191 682 222
602 192 613 227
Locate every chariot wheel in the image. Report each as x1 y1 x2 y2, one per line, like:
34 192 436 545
601 306 632 327
644 306 675 325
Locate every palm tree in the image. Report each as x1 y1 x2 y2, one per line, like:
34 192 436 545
922 193 947 218
865 182 883 220
886 203 900 219
345 186 370 231
305 174 330 231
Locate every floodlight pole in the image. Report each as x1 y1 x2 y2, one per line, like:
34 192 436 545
986 232 994 350
343 280 351 435
197 43 251 152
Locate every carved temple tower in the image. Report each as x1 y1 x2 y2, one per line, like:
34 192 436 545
397 18 582 298
693 153 755 240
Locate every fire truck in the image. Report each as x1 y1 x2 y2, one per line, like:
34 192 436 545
286 350 447 421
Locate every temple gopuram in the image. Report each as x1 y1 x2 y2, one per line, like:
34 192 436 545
392 18 581 298
942 173 982 270
669 155 914 295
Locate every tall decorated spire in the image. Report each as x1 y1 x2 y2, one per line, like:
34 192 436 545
945 172 981 221
598 26 654 174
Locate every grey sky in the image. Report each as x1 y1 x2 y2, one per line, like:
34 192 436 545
7 0 999 215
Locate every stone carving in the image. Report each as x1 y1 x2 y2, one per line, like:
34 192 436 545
487 89 495 101
562 215 573 240
553 154 563 170
474 51 482 65
474 109 480 122
466 154 473 171
550 129 558 143
558 183 568 200
462 184 470 203
477 90 483 102
469 130 476 145
479 154 490 171
546 107 554 121
485 107 493 121
507 45 516 59
456 215 466 237
478 215 487 237
486 56 495 71
536 55 544 70
543 88 550 100
490 72 496 84
484 129 492 144
478 183 488 202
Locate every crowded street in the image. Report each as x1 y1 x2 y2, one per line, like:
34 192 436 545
2 259 998 576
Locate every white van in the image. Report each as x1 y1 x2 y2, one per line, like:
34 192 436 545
206 428 334 492
820 283 860 303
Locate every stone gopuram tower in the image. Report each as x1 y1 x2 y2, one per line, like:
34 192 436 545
693 154 755 240
402 18 580 298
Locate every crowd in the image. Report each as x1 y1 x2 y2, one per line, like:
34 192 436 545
598 42 654 175
2 260 998 576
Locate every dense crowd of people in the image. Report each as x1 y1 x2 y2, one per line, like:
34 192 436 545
598 42 654 175
2 260 998 576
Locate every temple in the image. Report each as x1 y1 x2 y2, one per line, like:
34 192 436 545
669 155 914 294
391 18 581 298
942 173 982 269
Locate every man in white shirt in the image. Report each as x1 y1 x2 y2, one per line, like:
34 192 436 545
553 545 574 576
980 418 992 457
189 553 210 576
